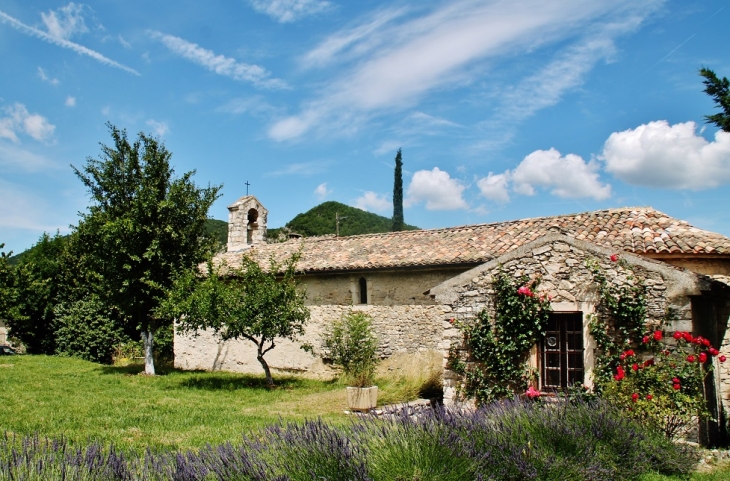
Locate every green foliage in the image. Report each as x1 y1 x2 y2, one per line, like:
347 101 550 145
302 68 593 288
449 270 551 404
700 67 730 132
277 201 419 238
586 256 647 388
158 252 309 387
72 123 221 374
602 332 713 439
587 254 714 439
4 233 67 353
0 243 22 324
54 296 127 364
392 148 404 232
322 311 379 387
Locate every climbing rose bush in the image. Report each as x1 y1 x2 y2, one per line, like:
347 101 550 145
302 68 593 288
603 329 723 439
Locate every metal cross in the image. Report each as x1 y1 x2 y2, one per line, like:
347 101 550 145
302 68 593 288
245 181 250 195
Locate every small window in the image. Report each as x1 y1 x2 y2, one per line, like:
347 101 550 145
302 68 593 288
359 277 367 304
541 312 584 391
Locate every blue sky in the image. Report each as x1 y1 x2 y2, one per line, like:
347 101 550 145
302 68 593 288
1 0 729 254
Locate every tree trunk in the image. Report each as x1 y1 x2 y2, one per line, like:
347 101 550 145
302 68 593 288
257 353 274 387
142 330 156 375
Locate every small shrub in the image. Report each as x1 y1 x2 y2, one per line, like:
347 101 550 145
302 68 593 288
602 330 717 439
322 311 379 387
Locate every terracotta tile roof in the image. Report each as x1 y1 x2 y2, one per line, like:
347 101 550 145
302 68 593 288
215 207 730 273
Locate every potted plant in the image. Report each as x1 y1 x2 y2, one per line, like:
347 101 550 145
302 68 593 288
322 311 379 411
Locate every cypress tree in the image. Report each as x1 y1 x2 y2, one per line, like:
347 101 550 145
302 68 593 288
392 148 404 231
700 68 730 132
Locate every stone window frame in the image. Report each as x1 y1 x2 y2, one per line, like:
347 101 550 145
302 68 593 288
350 276 372 305
529 301 597 391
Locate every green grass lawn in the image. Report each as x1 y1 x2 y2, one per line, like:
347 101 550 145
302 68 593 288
0 355 422 452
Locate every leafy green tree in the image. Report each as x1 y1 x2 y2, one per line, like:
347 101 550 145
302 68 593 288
392 148 404 232
158 253 309 387
4 233 66 353
72 124 221 374
700 67 730 132
0 244 22 326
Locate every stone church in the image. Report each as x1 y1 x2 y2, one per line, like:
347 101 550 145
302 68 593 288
174 195 730 442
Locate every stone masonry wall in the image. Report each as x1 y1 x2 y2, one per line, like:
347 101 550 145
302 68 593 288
174 304 449 377
302 269 465 306
434 238 696 406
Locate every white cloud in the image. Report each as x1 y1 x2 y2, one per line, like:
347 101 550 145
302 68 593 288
150 31 286 89
354 191 390 213
301 6 408 67
511 148 611 200
602 120 730 189
0 142 57 172
117 35 131 49
406 167 468 210
41 2 89 40
269 0 661 141
477 172 511 203
37 67 59 85
0 10 139 75
0 179 67 232
146 119 169 136
248 0 332 23
216 96 279 117
314 182 331 200
374 140 402 156
65 96 76 107
265 160 328 176
0 103 56 143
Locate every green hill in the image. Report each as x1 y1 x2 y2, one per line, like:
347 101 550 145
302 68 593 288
267 201 419 240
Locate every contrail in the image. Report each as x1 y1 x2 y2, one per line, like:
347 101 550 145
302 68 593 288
643 33 696 74
0 10 140 76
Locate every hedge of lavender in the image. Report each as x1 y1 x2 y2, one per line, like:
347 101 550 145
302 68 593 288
0 398 697 481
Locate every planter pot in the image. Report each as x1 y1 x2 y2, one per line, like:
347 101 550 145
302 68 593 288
346 386 378 411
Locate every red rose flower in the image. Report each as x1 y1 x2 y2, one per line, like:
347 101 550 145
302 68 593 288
672 377 680 383
673 383 681 390
687 355 696 363
683 332 694 343
610 254 619 262
643 358 654 367
449 318 455 324
699 352 708 363
653 331 663 341
710 348 720 356
702 338 711 347
619 354 626 361
632 363 639 371
646 394 653 400
614 366 625 381
625 349 635 357
673 331 683 340
721 355 727 363
642 336 650 344
631 393 639 402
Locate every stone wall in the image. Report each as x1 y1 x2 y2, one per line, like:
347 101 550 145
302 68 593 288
431 235 701 406
302 268 466 306
174 304 449 377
